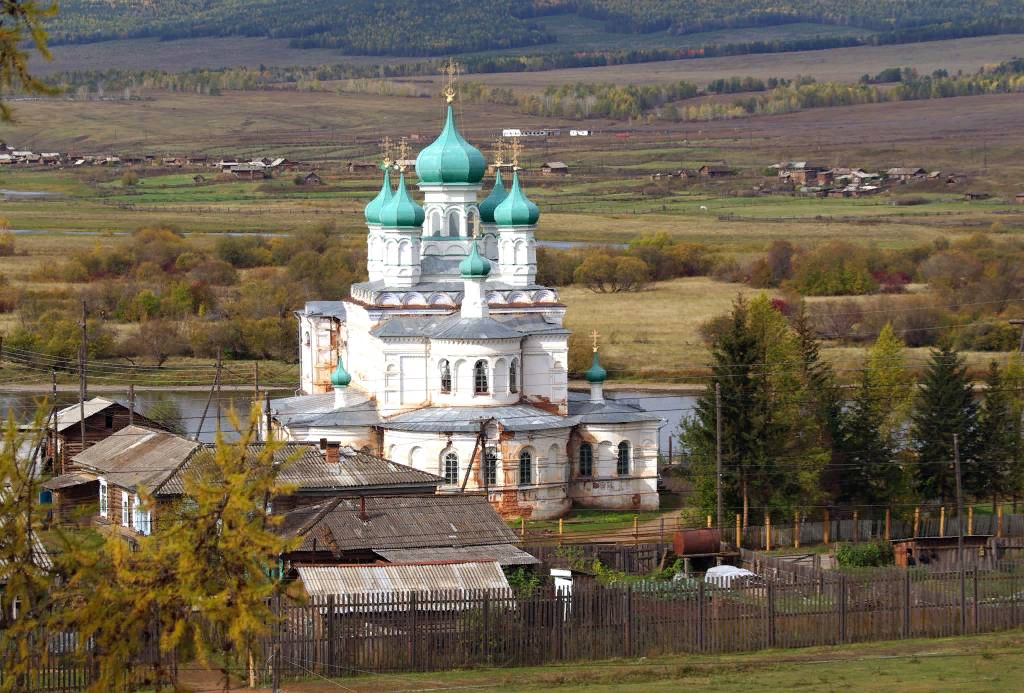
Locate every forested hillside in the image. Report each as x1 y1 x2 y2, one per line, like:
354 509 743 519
46 0 1024 57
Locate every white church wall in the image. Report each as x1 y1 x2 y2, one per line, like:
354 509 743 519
428 339 523 406
568 422 660 511
299 314 341 395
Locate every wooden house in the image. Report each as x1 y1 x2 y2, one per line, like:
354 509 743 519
891 536 995 571
233 164 266 180
887 167 926 182
1014 193 1024 204
279 494 539 568
699 164 735 178
540 161 569 176
46 397 167 475
298 171 323 185
347 161 380 174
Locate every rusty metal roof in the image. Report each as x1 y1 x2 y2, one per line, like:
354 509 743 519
282 494 520 551
296 561 510 599
71 426 201 491
375 545 539 566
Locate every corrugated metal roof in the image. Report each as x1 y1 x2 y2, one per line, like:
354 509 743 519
385 405 569 433
567 396 664 425
71 426 201 491
282 494 520 551
270 392 381 429
371 314 523 341
296 561 510 598
299 301 347 320
375 545 540 566
53 397 147 433
42 472 97 490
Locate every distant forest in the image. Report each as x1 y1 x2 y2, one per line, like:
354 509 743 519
45 0 1024 57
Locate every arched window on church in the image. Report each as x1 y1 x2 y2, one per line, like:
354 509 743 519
439 359 451 394
443 451 459 485
617 441 631 476
509 358 519 394
447 210 460 238
519 450 532 486
474 360 488 395
429 210 442 236
579 443 593 477
484 448 498 486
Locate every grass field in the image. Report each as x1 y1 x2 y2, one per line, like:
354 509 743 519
215 629 1024 692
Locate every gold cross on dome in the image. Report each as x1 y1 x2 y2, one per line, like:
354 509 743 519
591 330 600 352
379 136 394 169
492 137 505 166
442 59 461 104
396 136 410 172
510 136 522 170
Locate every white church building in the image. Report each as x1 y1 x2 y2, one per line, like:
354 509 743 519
268 99 662 520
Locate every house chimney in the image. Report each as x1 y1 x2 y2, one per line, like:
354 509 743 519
358 495 370 523
319 437 327 450
325 442 340 467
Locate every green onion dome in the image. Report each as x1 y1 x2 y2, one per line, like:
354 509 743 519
493 170 540 226
415 105 487 185
378 172 425 228
584 350 607 383
363 168 394 224
459 241 491 278
477 169 508 224
330 357 351 388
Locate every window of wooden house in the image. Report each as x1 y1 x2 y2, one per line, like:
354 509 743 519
99 479 108 518
121 491 130 527
579 443 593 477
104 413 114 429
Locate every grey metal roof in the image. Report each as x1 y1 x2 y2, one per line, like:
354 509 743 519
42 472 97 490
281 447 443 491
53 397 148 433
270 391 381 428
385 405 570 433
299 301 347 320
296 562 510 601
371 313 562 341
375 545 540 566
71 426 201 491
282 494 520 551
428 315 524 340
568 398 664 425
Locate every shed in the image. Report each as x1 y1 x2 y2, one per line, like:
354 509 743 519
541 161 569 176
891 535 994 571
296 561 510 603
1015 193 1024 205
699 164 735 178
299 171 323 185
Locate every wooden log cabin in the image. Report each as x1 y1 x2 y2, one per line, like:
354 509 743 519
46 397 169 476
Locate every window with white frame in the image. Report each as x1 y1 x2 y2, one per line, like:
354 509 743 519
484 448 498 486
134 494 151 536
509 359 519 394
519 450 532 486
443 451 459 485
98 479 108 518
439 359 452 394
473 360 488 395
121 491 130 527
617 441 631 476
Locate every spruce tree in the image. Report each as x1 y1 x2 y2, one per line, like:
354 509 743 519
912 345 979 505
835 370 903 506
975 361 1017 506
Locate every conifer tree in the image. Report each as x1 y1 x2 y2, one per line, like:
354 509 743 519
912 345 979 505
974 361 1018 506
866 323 915 443
0 407 56 693
57 405 297 691
835 370 904 506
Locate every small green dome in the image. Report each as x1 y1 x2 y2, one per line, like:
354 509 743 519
363 168 394 224
493 170 540 226
331 357 351 388
459 241 491 278
584 350 607 383
378 172 425 228
415 105 487 185
477 169 508 224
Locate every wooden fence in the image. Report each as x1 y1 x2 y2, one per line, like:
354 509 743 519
259 567 1024 682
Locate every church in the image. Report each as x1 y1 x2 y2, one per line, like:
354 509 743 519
268 88 662 520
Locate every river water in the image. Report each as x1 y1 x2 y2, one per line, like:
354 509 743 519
0 389 696 449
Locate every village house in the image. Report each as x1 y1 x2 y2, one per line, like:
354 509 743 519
279 493 539 569
540 161 569 176
233 164 267 180
294 561 511 602
887 167 926 182
699 164 735 178
43 426 446 532
46 397 167 476
347 161 380 174
298 171 324 185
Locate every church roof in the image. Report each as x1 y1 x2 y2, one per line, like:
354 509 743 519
567 392 664 425
414 105 487 185
478 169 508 223
298 301 347 320
371 314 524 341
494 170 540 227
384 404 570 433
363 168 393 224
378 172 424 228
271 392 381 429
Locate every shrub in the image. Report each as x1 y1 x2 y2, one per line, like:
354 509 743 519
573 253 649 293
188 260 238 286
0 229 15 257
955 321 1019 352
835 541 894 568
174 251 206 272
791 241 878 296
536 247 584 287
215 236 274 268
121 171 140 187
120 320 188 366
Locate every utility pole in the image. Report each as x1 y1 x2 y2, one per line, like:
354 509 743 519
128 384 135 426
265 391 273 443
194 348 221 442
954 432 966 634
715 382 723 562
79 301 88 453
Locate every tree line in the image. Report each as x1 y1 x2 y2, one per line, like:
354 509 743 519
682 295 1024 526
